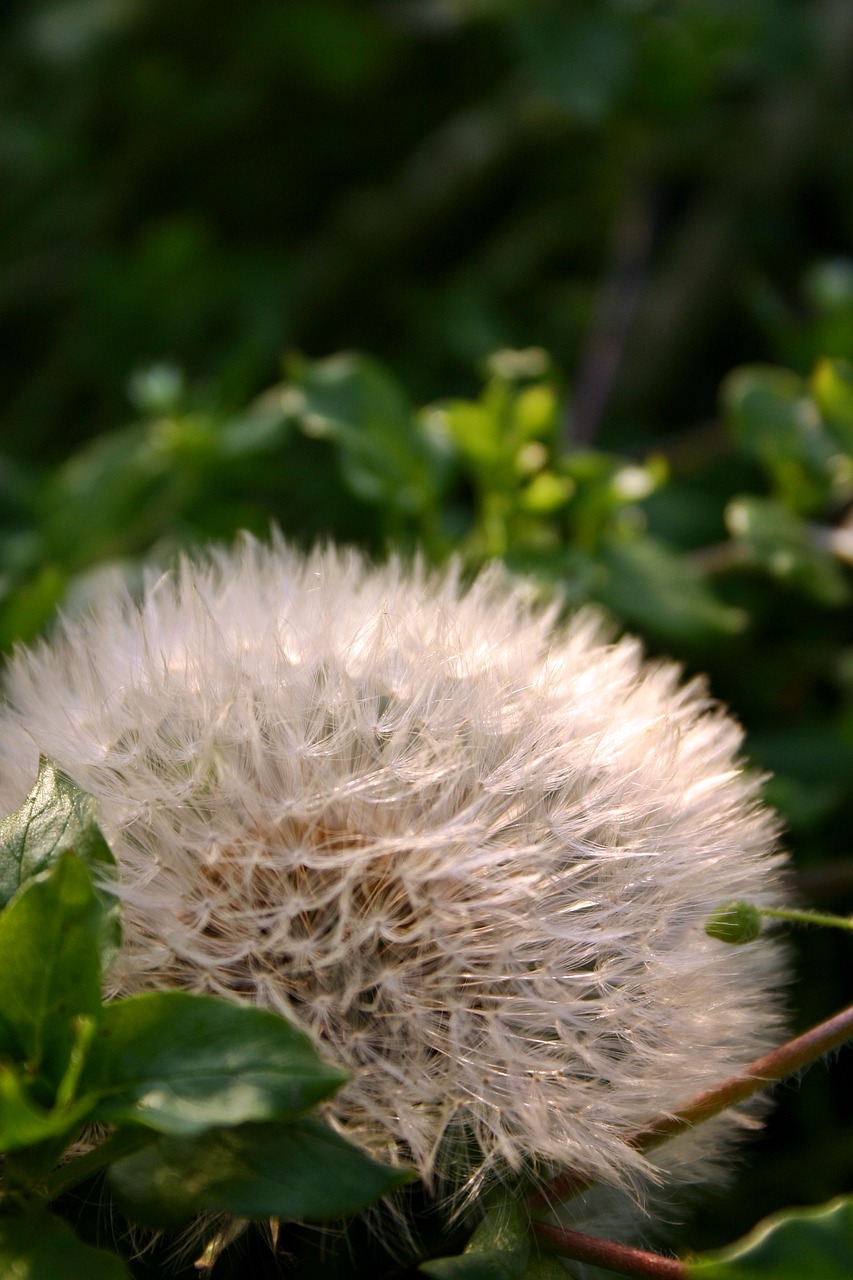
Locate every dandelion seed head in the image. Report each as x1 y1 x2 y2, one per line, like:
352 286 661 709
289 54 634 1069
0 535 787 1217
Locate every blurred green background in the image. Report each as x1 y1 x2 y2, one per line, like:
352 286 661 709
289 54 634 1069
2 1 853 1276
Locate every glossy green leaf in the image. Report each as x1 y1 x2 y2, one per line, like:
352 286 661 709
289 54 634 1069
0 759 119 969
421 1202 531 1279
595 535 747 644
725 496 848 606
0 854 102 1082
0 756 116 911
0 1212 129 1279
83 991 347 1135
108 1116 413 1227
689 1196 853 1279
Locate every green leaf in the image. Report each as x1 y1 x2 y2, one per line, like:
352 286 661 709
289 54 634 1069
290 353 445 515
722 365 838 513
0 564 65 652
0 757 116 909
812 356 853 450
594 535 747 645
725 496 849 606
519 472 573 515
40 423 180 570
83 991 347 1136
108 1116 414 1227
421 1202 531 1279
0 1212 129 1279
689 1196 853 1279
438 398 504 467
520 1257 568 1279
0 1051 96 1153
513 8 633 124
0 854 102 1083
559 452 661 550
0 758 120 965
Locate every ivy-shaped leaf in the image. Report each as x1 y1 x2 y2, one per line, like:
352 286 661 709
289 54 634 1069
689 1196 853 1279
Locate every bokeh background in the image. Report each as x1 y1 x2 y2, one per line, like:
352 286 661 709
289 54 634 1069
2 1 853 1276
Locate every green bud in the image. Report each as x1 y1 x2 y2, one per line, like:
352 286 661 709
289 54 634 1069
705 900 763 945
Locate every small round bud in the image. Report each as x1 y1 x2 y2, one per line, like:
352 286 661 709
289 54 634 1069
706 900 763 945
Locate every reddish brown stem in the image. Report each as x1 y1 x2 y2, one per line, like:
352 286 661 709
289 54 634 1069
537 999 853 1207
535 1223 687 1279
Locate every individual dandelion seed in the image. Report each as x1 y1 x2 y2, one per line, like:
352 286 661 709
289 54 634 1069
0 533 788 1238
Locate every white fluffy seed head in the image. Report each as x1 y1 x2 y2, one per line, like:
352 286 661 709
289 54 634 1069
0 535 787 1216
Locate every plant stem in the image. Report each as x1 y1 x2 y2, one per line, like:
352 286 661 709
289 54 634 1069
534 1223 687 1279
760 905 853 932
43 1127 156 1200
537 999 853 1207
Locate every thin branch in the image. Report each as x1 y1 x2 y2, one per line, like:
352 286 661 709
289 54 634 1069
760 905 853 933
534 1223 687 1279
537 999 853 1208
631 1000 853 1150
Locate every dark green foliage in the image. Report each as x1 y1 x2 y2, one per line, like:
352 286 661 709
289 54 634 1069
421 1203 534 1279
108 1118 412 1228
0 1213 129 1280
3 0 853 459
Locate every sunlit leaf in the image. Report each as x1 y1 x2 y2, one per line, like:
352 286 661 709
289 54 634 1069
0 757 115 908
0 758 120 965
812 356 853 450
